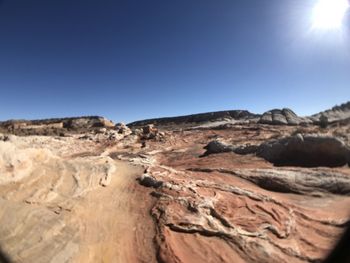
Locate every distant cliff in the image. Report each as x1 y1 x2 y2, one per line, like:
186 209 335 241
128 110 258 127
0 116 115 136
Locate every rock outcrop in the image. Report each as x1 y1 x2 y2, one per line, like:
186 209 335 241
203 139 258 156
204 134 350 168
1 102 350 262
257 134 350 167
258 108 310 126
115 122 132 136
311 101 350 124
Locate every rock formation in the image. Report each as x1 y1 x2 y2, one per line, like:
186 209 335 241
204 134 350 168
312 101 350 124
258 108 311 126
257 134 350 167
0 102 350 262
203 139 258 156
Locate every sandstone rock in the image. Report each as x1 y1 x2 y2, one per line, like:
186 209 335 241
140 124 163 141
257 134 350 167
259 108 310 126
0 141 53 184
142 124 156 135
311 101 350 124
0 133 12 142
226 168 350 195
2 103 350 263
97 128 107 134
115 122 132 135
138 174 163 188
65 116 115 129
203 140 258 156
203 140 235 155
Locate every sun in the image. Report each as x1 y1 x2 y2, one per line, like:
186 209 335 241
312 0 349 29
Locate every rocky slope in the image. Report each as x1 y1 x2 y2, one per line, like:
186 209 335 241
0 104 350 262
311 102 350 124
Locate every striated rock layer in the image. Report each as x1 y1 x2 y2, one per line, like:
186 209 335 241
133 122 350 263
258 108 311 126
0 134 156 263
0 106 350 262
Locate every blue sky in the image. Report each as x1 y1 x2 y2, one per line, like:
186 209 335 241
0 0 349 122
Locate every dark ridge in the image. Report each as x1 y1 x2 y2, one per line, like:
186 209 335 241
128 110 259 127
0 116 115 136
328 101 350 112
312 101 350 117
0 116 105 126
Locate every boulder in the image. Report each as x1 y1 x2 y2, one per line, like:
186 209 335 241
141 124 163 140
142 124 157 135
257 134 350 167
258 108 310 126
115 122 132 135
138 174 163 188
203 140 235 155
203 140 258 156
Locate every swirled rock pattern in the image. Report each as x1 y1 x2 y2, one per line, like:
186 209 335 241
0 106 350 262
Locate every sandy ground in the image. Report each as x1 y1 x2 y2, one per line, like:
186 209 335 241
73 161 156 263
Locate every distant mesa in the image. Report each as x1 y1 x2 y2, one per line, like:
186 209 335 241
0 116 115 136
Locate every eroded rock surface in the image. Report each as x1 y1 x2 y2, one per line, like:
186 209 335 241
0 134 156 263
257 134 350 167
131 122 350 263
203 139 258 156
258 108 311 126
312 101 350 124
0 105 350 263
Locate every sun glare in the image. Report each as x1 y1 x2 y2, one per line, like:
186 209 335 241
312 0 349 29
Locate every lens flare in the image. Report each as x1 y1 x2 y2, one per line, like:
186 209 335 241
312 0 349 29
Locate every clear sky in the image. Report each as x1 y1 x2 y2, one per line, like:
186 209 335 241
0 0 349 123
